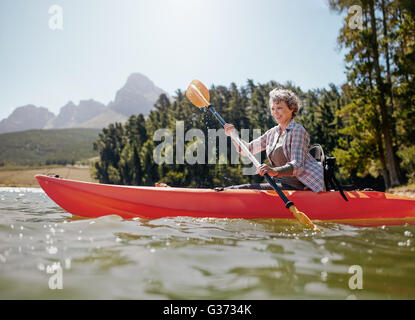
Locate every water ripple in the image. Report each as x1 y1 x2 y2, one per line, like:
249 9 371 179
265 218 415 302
1 187 415 299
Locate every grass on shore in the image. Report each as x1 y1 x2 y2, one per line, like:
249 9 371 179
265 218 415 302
0 164 67 172
387 183 415 192
387 183 415 198
0 166 97 187
1 165 414 198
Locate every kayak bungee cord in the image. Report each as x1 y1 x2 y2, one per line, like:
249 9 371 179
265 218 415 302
185 79 320 231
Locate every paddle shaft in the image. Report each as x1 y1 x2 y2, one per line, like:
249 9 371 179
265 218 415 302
208 105 294 209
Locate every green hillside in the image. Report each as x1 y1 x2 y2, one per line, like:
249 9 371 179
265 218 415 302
0 128 101 166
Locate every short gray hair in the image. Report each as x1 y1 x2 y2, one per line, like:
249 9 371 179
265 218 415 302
269 88 301 118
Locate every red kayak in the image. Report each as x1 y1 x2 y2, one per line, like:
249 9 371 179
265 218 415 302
35 174 415 227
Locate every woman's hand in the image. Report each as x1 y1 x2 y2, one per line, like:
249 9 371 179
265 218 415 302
256 164 278 177
224 123 236 137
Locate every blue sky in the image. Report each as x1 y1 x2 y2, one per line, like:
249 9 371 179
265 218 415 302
0 0 347 120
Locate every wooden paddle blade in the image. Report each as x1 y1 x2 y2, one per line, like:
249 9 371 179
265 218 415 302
186 79 210 107
289 205 321 232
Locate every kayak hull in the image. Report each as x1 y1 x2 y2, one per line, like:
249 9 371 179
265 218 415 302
35 175 415 227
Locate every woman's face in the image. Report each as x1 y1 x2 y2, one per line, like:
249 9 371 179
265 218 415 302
270 101 293 125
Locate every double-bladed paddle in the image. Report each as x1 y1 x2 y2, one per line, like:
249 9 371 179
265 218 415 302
185 79 320 231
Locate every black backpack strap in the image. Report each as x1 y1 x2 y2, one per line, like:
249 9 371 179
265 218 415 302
308 144 348 202
325 157 348 202
333 177 348 202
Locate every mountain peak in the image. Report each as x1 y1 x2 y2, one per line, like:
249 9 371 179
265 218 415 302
127 72 153 83
0 105 55 134
122 72 159 96
0 73 167 133
46 99 107 129
108 72 167 117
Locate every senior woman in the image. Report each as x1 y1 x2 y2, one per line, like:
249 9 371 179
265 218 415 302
223 88 324 193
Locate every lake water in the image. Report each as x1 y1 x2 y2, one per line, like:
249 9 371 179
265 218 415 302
0 187 414 300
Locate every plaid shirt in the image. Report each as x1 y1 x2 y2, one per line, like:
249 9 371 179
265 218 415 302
247 120 325 193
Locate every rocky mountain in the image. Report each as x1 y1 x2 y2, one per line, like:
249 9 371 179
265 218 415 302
0 105 55 134
108 73 166 117
0 73 167 133
44 99 107 129
77 109 128 128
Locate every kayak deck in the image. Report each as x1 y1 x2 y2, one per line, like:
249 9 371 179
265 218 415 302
35 174 415 227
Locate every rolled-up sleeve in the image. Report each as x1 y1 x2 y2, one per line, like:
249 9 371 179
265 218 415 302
286 127 309 175
246 129 271 155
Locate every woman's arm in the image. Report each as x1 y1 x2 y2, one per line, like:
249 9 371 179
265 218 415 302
224 123 270 156
275 163 294 176
256 163 293 176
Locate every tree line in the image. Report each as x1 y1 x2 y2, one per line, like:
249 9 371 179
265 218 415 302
328 0 415 188
93 0 414 190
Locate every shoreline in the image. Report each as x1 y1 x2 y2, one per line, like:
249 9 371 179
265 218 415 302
0 166 96 188
0 176 415 198
387 189 415 199
1 166 414 199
